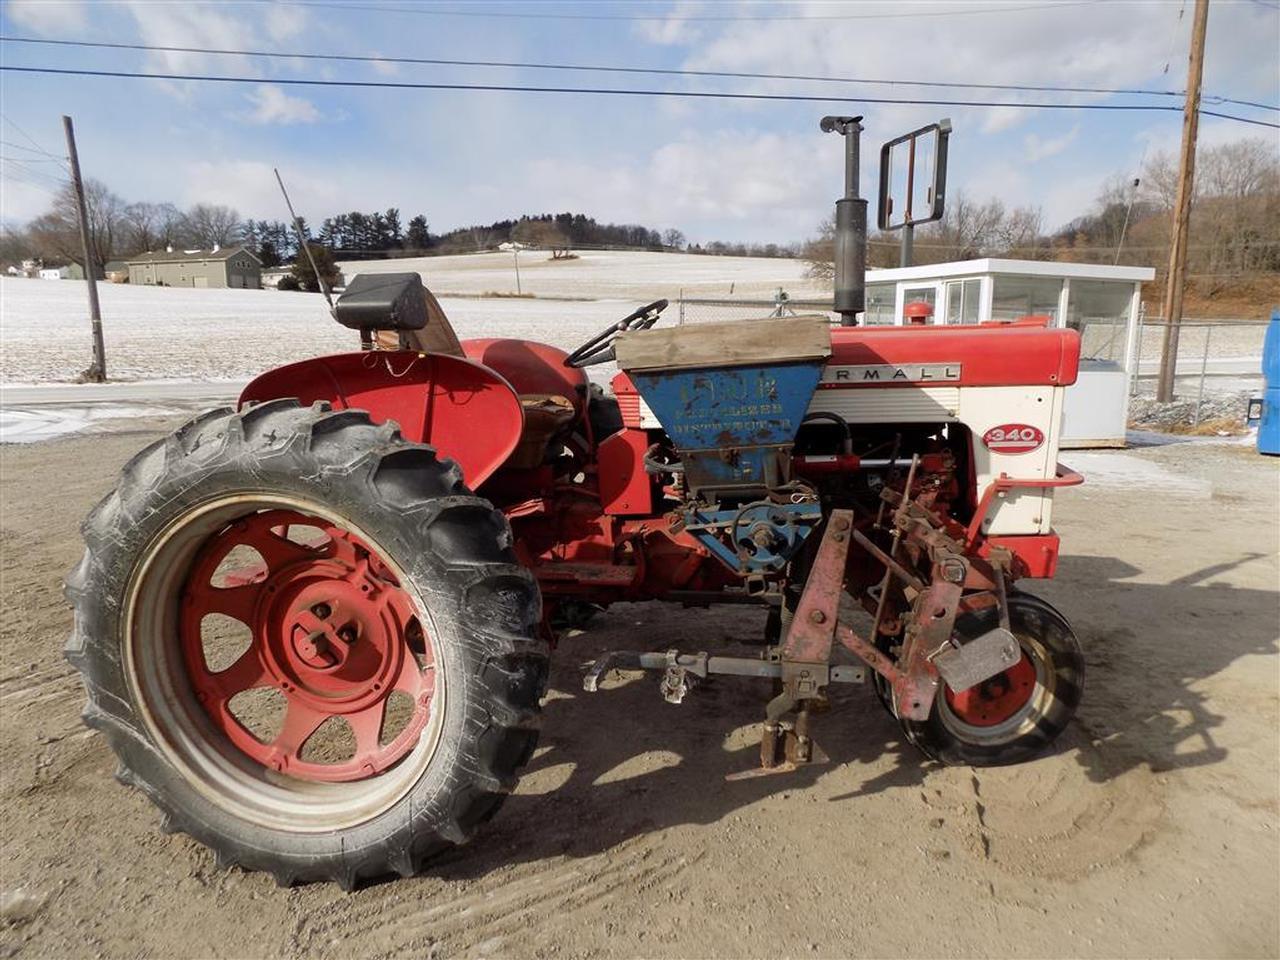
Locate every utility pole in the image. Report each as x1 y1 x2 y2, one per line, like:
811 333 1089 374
63 115 106 382
1155 0 1209 403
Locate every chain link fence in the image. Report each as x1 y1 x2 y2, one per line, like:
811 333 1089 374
1129 315 1267 424
676 290 838 326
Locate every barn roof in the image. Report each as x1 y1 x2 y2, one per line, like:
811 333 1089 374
127 246 261 265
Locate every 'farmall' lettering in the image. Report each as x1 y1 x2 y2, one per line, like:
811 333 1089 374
820 364 962 385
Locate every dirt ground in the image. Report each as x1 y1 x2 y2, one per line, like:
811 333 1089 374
0 421 1277 959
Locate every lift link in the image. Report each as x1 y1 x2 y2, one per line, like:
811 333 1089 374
723 509 855 778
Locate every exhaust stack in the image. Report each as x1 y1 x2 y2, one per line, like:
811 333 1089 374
821 115 867 326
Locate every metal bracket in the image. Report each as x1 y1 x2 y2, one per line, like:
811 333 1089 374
932 627 1020 692
780 509 854 668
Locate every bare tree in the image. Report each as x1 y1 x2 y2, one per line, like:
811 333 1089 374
0 224 31 268
467 227 497 252
925 191 1007 261
1140 150 1181 212
662 228 686 251
182 203 242 248
1193 138 1280 274
802 218 835 279
26 178 124 269
997 206 1046 259
513 219 572 259
122 201 185 254
1197 138 1279 199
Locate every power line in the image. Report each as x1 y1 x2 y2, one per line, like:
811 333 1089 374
287 0 1099 22
1 157 68 189
0 139 69 163
0 113 70 169
6 34 1274 112
4 64 1277 128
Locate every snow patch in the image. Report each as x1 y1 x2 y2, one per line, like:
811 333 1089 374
1067 451 1212 499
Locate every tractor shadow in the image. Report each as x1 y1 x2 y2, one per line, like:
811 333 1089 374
433 551 1277 876
1042 552 1278 783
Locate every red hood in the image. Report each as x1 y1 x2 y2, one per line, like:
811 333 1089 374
827 324 1081 387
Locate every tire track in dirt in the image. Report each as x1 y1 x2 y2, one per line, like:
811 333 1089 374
0 664 86 741
932 731 1167 882
0 664 79 705
291 837 698 957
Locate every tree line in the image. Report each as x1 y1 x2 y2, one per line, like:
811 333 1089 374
0 180 700 271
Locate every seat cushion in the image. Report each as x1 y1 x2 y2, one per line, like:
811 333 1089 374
508 394 577 470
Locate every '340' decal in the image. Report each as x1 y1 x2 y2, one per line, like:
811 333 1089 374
982 423 1045 454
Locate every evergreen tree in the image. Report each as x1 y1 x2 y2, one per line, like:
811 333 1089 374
406 214 430 251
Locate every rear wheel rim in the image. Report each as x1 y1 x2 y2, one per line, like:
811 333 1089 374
124 494 446 833
180 509 434 783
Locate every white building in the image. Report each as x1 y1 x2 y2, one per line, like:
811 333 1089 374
861 259 1156 447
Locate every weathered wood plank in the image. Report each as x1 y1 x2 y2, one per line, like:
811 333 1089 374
615 315 832 371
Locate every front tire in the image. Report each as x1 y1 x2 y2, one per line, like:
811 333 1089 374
900 592 1083 767
65 400 548 888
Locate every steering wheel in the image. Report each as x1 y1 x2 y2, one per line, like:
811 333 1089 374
563 299 668 368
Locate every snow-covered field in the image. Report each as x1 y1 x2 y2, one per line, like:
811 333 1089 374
0 277 655 384
1 251 815 385
337 249 822 301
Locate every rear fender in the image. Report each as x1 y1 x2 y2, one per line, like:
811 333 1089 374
240 351 524 487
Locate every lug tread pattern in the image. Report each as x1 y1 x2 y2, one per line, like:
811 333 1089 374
64 401 547 889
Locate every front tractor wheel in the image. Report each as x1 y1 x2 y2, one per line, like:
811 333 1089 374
900 592 1084 767
65 400 547 888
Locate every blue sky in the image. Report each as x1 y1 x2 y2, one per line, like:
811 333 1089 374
2 0 1277 245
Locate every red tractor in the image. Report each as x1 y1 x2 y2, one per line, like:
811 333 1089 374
66 118 1084 888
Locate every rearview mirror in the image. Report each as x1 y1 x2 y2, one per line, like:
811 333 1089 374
877 119 951 230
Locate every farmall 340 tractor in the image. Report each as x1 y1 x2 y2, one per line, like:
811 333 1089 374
67 117 1084 888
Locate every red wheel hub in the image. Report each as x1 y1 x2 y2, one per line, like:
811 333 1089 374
180 510 434 782
943 651 1036 727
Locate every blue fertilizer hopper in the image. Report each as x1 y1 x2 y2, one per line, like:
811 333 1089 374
615 316 832 498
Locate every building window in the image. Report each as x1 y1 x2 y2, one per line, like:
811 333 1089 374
991 276 1062 323
1066 280 1133 363
863 283 896 325
901 285 938 323
944 278 981 324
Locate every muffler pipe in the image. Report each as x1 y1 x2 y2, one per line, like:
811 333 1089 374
821 116 867 326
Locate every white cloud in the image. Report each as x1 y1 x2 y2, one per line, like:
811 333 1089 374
5 0 89 35
263 2 307 42
369 55 399 78
516 129 839 242
677 0 1278 138
119 1 255 74
632 0 706 46
980 106 1026 135
181 160 335 219
1025 124 1080 162
244 85 320 125
0 176 56 223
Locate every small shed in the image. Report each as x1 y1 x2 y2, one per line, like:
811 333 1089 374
104 260 130 283
127 246 262 289
862 258 1156 447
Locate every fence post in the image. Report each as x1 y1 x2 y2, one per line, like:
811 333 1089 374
1130 305 1145 397
1193 324 1212 426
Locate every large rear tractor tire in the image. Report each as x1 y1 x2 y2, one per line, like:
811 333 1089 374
64 400 548 888
900 591 1083 767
